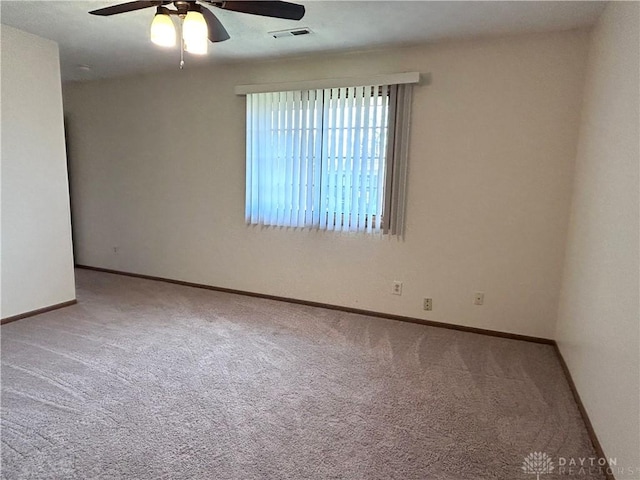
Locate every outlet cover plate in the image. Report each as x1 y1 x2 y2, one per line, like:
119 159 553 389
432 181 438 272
423 298 433 311
474 292 484 305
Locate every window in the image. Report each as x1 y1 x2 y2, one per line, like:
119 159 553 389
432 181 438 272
245 83 412 235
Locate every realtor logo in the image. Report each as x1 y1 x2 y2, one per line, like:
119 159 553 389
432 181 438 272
522 452 555 479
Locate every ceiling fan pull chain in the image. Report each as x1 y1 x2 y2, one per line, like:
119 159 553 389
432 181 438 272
179 16 185 69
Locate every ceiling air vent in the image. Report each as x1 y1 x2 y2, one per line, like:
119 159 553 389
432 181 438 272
269 27 313 39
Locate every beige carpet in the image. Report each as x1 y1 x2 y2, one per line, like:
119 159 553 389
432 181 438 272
1 269 602 479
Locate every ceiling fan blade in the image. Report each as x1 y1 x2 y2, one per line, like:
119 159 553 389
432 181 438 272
89 1 164 16
199 5 231 42
219 1 305 20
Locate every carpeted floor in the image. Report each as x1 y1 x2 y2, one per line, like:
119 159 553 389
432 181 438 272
1 269 602 480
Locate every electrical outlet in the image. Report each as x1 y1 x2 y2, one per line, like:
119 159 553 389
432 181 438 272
474 292 484 305
423 298 432 311
113 246 120 254
392 281 403 295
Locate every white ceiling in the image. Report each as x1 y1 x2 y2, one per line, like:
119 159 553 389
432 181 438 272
1 1 606 82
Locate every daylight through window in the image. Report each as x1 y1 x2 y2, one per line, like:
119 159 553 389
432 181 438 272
245 83 411 235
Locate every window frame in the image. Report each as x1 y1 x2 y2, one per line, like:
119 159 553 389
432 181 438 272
243 80 414 237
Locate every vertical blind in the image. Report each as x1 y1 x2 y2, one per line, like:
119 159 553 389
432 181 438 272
245 84 411 235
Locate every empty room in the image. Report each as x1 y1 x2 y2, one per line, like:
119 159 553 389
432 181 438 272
1 1 638 479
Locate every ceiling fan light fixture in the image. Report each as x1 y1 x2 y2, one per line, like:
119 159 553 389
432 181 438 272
91 0 306 65
150 9 176 47
183 10 208 55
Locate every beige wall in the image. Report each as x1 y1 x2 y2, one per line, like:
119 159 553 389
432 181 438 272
63 29 589 339
556 2 640 475
1 25 76 318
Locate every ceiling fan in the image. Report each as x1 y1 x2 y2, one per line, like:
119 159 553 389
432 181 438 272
90 1 305 65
